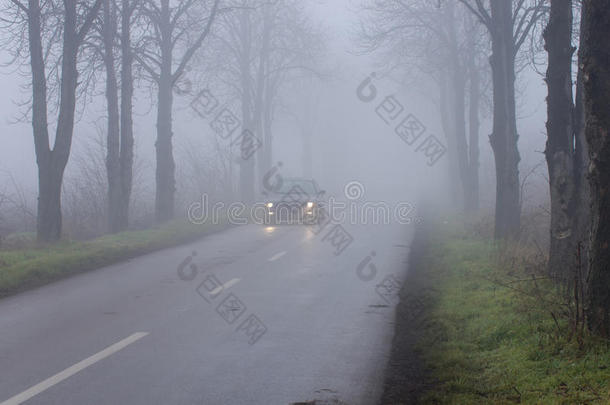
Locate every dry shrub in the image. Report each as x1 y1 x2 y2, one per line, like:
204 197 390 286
495 243 589 348
471 206 589 347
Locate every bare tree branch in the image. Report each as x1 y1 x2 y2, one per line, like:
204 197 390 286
172 0 220 83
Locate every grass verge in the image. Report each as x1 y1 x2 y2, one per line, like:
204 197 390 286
0 220 229 298
390 227 610 404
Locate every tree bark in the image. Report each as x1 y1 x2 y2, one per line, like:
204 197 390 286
467 20 480 213
439 70 462 207
262 78 274 177
488 0 521 239
50 1 80 238
29 0 100 241
104 0 134 233
155 0 176 222
446 2 472 215
570 61 590 282
118 0 134 229
238 7 255 204
581 0 610 337
544 0 576 277
255 4 271 183
28 0 54 241
103 0 122 233
140 0 217 222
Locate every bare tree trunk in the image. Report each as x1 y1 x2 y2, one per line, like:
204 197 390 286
452 69 473 213
581 0 610 337
467 21 480 213
446 2 473 214
489 0 521 239
118 0 134 229
155 73 175 221
155 0 175 222
28 0 54 241
262 80 274 176
50 3 80 238
297 79 314 178
29 0 100 241
299 96 313 178
137 0 217 221
439 71 461 207
37 167 64 241
255 7 269 182
544 0 576 277
103 0 122 233
103 0 134 233
571 64 590 281
238 8 255 204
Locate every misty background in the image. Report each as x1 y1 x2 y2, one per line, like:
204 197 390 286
0 0 549 237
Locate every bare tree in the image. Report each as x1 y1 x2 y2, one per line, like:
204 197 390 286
357 0 487 214
466 12 483 212
457 0 546 238
580 0 610 337
444 1 477 214
235 3 256 203
136 0 220 222
208 0 325 202
254 0 326 181
2 0 103 241
92 0 138 232
543 0 590 280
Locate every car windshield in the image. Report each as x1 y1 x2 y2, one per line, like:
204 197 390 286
276 179 317 196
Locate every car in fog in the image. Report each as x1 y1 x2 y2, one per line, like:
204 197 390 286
262 178 326 224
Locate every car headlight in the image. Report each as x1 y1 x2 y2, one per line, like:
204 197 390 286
266 202 274 208
307 202 314 208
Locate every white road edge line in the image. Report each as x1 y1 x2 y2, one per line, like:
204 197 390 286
210 278 241 296
268 251 287 262
0 332 149 405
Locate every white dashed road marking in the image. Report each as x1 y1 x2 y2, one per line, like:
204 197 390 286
268 251 287 262
210 278 241 296
0 332 149 405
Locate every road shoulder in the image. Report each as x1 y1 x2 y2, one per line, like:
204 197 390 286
0 221 230 299
379 224 437 404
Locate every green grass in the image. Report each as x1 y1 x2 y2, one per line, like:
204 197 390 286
0 220 229 298
416 235 610 404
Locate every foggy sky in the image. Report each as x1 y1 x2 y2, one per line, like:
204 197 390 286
0 0 549 209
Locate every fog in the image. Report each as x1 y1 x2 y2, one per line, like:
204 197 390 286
0 0 551 241
4 1 610 404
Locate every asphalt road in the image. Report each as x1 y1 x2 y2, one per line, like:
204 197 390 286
0 222 413 405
